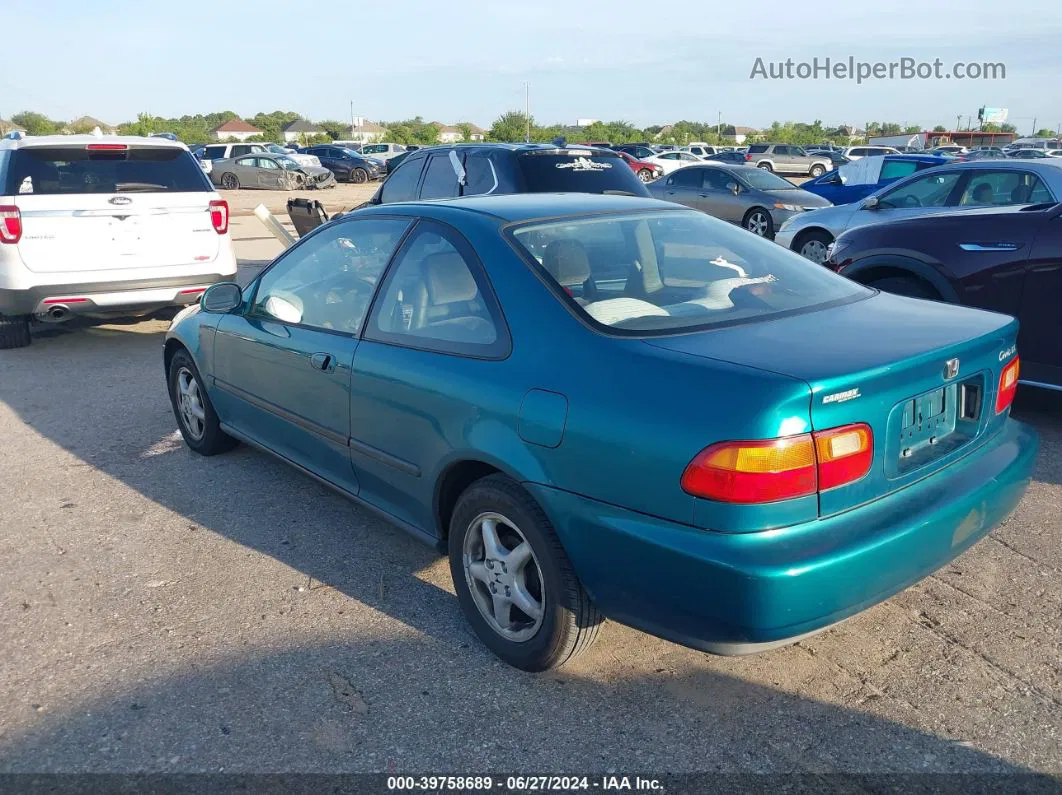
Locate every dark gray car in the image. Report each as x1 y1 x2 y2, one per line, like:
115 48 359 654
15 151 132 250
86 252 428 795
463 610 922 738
210 154 337 191
647 163 831 238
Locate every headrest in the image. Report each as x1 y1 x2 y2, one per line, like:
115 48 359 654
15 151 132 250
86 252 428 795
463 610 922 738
542 239 591 287
424 251 478 304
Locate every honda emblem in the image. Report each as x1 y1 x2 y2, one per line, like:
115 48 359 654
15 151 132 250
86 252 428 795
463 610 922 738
944 358 960 379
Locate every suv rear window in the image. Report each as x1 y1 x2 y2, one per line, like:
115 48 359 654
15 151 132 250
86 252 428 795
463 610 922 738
510 210 866 335
4 147 211 195
516 150 649 196
747 145 769 153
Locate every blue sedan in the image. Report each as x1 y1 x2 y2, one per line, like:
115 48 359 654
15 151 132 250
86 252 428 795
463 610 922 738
165 194 1036 670
801 154 949 205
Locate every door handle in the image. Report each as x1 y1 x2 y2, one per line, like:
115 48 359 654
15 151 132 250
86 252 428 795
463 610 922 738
310 352 336 373
959 242 1019 252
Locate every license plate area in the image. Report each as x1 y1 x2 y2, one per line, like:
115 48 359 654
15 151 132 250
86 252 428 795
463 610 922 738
886 374 985 478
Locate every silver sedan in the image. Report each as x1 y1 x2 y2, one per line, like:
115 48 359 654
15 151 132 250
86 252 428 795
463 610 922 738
646 163 831 239
775 160 1062 262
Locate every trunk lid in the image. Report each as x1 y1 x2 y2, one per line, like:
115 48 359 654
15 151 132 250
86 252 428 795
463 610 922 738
7 144 220 273
646 292 1018 516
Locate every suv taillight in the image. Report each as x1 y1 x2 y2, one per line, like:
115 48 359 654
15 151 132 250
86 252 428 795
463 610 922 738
996 357 1019 414
0 205 21 244
681 424 873 504
209 200 229 234
744 153 752 161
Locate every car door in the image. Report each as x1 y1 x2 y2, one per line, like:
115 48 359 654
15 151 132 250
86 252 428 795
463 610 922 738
1016 207 1062 384
418 153 461 199
255 156 285 188
854 170 965 230
231 156 260 188
657 167 703 208
348 221 511 532
769 146 793 174
700 168 749 222
210 217 412 492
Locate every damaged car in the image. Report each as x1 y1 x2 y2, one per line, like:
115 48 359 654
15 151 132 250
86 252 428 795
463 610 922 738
210 153 336 191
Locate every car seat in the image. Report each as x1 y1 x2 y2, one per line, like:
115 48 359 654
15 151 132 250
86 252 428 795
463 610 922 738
410 252 494 343
541 240 592 302
1011 183 1033 203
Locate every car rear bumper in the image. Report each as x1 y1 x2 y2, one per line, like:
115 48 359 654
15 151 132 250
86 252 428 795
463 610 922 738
0 273 230 316
530 417 1037 654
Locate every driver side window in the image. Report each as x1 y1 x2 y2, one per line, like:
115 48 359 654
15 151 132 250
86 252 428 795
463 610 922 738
252 218 410 334
879 172 961 208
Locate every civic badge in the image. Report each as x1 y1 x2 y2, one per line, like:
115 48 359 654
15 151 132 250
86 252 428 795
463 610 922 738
109 196 132 205
944 358 960 380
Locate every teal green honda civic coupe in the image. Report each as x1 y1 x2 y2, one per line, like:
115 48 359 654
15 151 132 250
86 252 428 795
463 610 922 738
164 193 1037 671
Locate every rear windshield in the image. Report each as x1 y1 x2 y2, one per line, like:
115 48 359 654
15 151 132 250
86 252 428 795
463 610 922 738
4 147 211 195
517 150 649 196
510 210 867 334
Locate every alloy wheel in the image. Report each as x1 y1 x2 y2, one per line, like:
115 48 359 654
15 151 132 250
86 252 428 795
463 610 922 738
800 239 830 263
176 367 206 440
462 511 545 642
747 212 770 236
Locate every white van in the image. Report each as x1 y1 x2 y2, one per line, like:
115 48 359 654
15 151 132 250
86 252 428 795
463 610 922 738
0 134 237 348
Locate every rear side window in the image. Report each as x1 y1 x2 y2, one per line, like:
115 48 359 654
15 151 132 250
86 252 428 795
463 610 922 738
420 154 460 200
379 156 424 203
510 210 866 335
204 146 227 160
879 160 920 180
747 145 768 154
462 154 499 196
5 147 211 195
517 151 649 195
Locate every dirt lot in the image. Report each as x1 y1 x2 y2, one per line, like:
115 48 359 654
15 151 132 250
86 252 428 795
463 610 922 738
219 181 378 218
0 232 1059 776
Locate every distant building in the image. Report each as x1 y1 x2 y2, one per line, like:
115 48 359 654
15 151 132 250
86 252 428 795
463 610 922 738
213 118 263 142
434 122 488 143
831 125 866 142
721 125 759 144
575 118 599 128
64 116 118 135
282 119 325 144
868 130 1017 149
345 117 387 144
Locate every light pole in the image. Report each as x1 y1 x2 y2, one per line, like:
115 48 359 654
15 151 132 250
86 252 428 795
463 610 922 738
350 100 355 137
524 82 531 142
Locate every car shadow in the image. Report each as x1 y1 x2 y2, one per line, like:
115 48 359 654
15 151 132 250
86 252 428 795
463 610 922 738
1 323 1059 775
0 635 1050 776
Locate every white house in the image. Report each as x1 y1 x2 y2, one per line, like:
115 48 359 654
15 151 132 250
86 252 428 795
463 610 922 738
575 118 599 127
282 119 325 144
344 117 387 144
213 118 263 142
722 125 759 144
435 122 488 143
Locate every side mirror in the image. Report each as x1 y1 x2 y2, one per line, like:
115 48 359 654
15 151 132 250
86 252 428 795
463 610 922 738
862 196 880 210
727 182 740 194
202 282 243 313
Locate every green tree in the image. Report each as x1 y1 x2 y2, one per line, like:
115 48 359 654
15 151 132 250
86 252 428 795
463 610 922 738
933 125 947 132
489 111 533 143
11 111 61 136
457 122 474 142
904 125 921 134
1000 123 1016 133
318 119 347 140
1035 128 1056 138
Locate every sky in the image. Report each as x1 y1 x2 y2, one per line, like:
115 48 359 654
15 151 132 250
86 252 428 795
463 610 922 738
5 0 1062 135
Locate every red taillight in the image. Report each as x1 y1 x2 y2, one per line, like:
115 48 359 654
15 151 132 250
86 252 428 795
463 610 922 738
86 143 128 151
996 356 1019 414
744 153 752 161
0 205 22 244
682 423 874 504
43 297 88 304
814 423 873 491
681 435 817 503
209 200 229 234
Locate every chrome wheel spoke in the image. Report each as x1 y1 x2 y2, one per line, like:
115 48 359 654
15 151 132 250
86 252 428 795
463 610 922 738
510 580 542 621
480 518 508 561
506 541 532 571
468 561 491 586
491 594 512 629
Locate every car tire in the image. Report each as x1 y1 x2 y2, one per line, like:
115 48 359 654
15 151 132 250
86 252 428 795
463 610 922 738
757 161 773 171
866 275 940 300
742 207 775 238
0 314 31 349
167 349 238 456
795 230 834 263
448 474 603 672
809 164 826 177
637 168 654 182
351 168 368 184
221 172 240 190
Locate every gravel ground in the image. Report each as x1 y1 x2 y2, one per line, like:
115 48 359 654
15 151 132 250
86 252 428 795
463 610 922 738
0 246 1059 775
219 182 378 218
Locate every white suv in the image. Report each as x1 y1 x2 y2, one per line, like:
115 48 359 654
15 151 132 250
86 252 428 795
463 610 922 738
0 134 237 348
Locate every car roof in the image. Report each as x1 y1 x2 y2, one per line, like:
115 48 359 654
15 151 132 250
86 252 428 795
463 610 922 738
0 134 188 151
359 192 677 222
401 142 624 157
